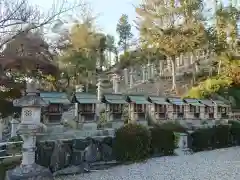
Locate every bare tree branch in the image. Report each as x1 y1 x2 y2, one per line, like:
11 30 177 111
0 0 86 49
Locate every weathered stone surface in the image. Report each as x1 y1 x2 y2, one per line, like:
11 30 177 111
84 139 101 163
5 163 53 180
50 140 72 172
101 143 113 161
52 165 87 176
36 141 54 168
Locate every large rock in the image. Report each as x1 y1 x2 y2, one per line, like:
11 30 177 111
84 138 101 163
50 140 72 172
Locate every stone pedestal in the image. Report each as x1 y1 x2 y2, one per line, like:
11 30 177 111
123 68 129 86
129 67 133 88
6 80 53 180
96 78 102 120
113 74 120 93
6 164 52 180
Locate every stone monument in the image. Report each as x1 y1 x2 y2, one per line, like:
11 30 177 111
174 132 192 155
10 118 19 137
6 80 53 180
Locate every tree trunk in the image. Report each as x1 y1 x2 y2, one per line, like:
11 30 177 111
191 52 196 84
217 60 222 75
159 60 164 76
86 71 91 92
192 62 196 84
109 51 112 66
170 56 177 91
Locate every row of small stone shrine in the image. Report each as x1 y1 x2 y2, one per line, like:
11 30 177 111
39 92 230 124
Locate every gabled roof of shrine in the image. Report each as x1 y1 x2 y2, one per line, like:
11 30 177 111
212 100 229 107
74 92 98 104
148 96 169 105
102 93 126 104
126 94 151 104
198 99 215 107
167 97 186 105
40 92 70 104
183 98 204 106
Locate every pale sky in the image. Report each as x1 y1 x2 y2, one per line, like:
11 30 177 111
30 0 140 39
30 0 237 41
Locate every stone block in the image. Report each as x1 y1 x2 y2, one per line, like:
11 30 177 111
137 120 148 127
82 123 97 131
111 121 124 129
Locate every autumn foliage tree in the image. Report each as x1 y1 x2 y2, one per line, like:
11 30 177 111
0 0 86 117
136 0 207 91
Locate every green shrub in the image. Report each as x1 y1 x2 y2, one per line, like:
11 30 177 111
229 120 240 145
158 122 187 133
150 126 175 156
191 125 232 152
113 123 151 162
191 127 215 152
212 125 231 148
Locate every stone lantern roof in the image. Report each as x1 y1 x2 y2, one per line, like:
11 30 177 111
13 81 49 107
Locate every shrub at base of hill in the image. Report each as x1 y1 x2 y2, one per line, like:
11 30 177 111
157 121 187 133
113 123 151 162
229 120 240 145
150 126 175 156
191 125 231 152
212 125 231 148
191 127 215 152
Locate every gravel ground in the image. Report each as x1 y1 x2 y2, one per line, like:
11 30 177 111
55 147 240 180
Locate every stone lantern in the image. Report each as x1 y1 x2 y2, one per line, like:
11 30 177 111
6 80 53 180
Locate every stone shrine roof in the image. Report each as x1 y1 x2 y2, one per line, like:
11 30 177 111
167 97 186 105
148 96 169 105
199 99 215 107
184 98 205 106
13 95 49 107
74 92 98 104
213 100 229 107
40 92 70 104
102 94 126 104
127 95 151 104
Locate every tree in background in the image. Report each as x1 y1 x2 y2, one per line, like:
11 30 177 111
0 0 84 49
185 1 240 102
136 0 207 91
106 34 116 67
116 14 133 53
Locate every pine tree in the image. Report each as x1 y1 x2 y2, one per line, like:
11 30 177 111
116 14 133 53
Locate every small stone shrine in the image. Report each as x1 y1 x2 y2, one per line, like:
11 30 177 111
174 132 192 155
102 94 126 129
126 94 150 126
40 92 71 124
6 80 53 180
71 92 98 130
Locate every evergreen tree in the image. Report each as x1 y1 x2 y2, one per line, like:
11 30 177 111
116 14 133 53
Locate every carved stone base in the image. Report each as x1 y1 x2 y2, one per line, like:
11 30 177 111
5 163 53 180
